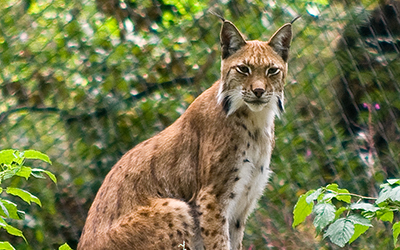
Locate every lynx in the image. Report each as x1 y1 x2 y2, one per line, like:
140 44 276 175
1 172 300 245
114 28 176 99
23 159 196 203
78 17 293 250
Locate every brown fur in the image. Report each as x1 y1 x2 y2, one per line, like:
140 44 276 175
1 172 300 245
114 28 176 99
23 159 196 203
78 19 293 250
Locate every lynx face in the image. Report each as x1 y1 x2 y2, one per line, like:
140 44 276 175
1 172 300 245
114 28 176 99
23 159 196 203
217 21 291 116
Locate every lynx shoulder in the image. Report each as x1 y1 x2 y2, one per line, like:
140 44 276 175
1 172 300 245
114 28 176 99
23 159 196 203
78 18 293 250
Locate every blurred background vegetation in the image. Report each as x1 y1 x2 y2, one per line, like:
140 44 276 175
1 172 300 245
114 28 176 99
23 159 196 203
1 0 400 249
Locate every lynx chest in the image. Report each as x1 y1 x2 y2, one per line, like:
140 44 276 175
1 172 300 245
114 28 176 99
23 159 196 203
225 109 275 223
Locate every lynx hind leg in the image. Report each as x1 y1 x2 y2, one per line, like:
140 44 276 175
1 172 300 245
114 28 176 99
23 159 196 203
109 198 195 250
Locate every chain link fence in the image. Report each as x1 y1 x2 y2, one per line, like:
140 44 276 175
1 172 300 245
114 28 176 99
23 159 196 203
1 0 400 249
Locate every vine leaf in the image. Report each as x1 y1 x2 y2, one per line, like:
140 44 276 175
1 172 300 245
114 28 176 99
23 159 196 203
293 190 315 228
0 242 15 250
313 203 336 233
349 224 369 244
23 150 52 164
349 202 379 212
393 221 400 246
6 187 42 207
324 218 355 247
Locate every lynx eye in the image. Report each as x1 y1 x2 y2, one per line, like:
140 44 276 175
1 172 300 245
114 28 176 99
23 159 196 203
267 67 280 76
236 65 251 75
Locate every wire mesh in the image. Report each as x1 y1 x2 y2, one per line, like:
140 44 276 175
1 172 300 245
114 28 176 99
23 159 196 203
1 0 400 249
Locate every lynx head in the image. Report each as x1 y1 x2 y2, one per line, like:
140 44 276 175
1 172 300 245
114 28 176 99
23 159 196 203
217 20 293 116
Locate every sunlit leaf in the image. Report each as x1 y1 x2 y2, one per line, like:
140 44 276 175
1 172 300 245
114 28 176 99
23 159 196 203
6 187 42 207
31 169 57 184
313 203 336 233
23 150 52 164
394 221 400 246
324 218 355 247
349 202 379 212
293 190 315 228
349 224 370 244
59 243 73 250
376 185 392 204
0 242 15 250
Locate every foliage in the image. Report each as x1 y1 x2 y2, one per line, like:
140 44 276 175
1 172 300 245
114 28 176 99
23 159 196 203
0 149 56 249
293 180 400 248
1 0 399 249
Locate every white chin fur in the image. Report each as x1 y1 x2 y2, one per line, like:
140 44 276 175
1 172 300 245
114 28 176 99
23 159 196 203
245 102 266 112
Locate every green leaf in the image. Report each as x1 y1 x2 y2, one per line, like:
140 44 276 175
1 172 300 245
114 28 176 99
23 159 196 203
305 188 322 204
387 179 400 185
324 218 355 247
0 242 16 250
59 243 73 250
378 210 394 223
6 187 42 207
0 199 20 219
376 185 392 204
347 214 372 227
349 202 379 212
389 186 400 202
321 192 336 202
23 150 52 164
293 190 315 228
335 207 348 219
336 189 351 204
326 183 339 192
313 203 336 233
15 166 32 180
394 221 400 246
349 224 369 244
31 168 57 183
0 150 22 166
5 224 26 241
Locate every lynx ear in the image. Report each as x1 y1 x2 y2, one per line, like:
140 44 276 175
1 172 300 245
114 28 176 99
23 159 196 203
268 23 292 62
220 21 247 59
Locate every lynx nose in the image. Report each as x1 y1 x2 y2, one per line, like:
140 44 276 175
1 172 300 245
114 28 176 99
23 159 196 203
252 88 265 98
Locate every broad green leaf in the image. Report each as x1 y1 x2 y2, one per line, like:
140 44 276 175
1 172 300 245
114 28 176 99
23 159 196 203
0 150 17 165
326 183 339 192
16 166 32 180
23 150 52 164
5 224 26 241
305 188 322 204
59 243 73 250
376 185 392 204
313 203 336 233
32 168 57 183
321 192 336 202
388 179 400 185
6 187 42 207
335 207 348 219
347 214 372 227
324 218 355 247
0 217 7 227
349 202 379 212
293 190 315 228
0 242 15 250
349 224 369 244
394 221 400 245
0 199 20 219
336 189 351 203
389 186 400 202
378 210 394 223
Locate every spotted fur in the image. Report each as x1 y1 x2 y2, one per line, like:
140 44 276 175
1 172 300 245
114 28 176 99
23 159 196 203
78 19 293 250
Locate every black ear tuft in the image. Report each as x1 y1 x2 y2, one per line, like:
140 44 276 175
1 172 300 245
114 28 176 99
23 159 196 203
220 21 247 59
268 24 293 62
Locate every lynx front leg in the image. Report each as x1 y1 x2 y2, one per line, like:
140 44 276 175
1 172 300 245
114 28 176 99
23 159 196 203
197 189 230 250
229 217 245 250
